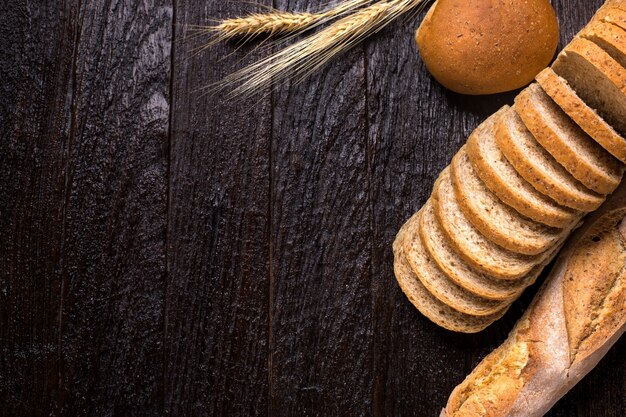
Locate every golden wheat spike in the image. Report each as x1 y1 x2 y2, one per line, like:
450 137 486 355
217 12 318 38
190 0 373 45
213 0 425 97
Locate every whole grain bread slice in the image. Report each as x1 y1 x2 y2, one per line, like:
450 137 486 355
451 146 565 255
392 212 508 333
515 83 623 194
439 180 626 417
536 68 626 163
420 199 544 301
433 168 545 280
496 106 605 211
403 200 510 316
466 107 580 228
596 7 626 31
581 21 626 69
552 38 626 138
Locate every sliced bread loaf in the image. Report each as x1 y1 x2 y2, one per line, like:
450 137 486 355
536 68 626 163
451 146 564 255
403 201 510 316
596 7 626 31
515 83 623 194
433 168 544 280
581 21 626 69
420 199 540 301
496 106 605 211
552 38 626 138
466 107 580 228
392 212 508 333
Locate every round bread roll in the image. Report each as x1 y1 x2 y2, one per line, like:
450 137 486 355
416 0 559 95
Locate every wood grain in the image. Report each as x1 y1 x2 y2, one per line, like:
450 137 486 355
0 0 624 416
164 1 272 415
0 0 171 415
56 1 171 414
268 2 373 415
0 1 76 414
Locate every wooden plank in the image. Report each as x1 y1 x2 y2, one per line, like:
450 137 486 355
365 7 520 415
0 0 172 414
267 1 374 415
0 1 77 415
51 0 171 414
163 1 272 416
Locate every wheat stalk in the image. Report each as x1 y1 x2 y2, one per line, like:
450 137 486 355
189 0 373 46
211 11 320 39
213 0 425 97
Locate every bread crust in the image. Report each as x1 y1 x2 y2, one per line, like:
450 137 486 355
581 20 626 68
553 37 626 136
451 146 564 255
403 200 510 316
393 212 508 333
419 202 539 301
416 0 558 95
595 7 626 31
515 84 623 194
440 182 626 417
496 107 605 211
536 68 626 163
465 108 580 228
434 168 544 280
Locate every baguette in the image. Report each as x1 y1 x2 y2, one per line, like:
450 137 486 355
440 181 626 417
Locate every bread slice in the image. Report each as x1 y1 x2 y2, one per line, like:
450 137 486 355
440 180 626 417
392 212 508 333
466 107 579 228
403 201 510 316
536 68 626 163
515 83 623 194
420 199 542 301
433 168 544 280
496 106 605 211
596 7 626 31
451 146 564 255
552 38 626 138
581 21 626 69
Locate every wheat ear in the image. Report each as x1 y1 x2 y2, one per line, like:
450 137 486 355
214 0 425 97
189 0 373 46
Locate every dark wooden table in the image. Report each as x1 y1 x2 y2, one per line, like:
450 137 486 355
1 0 624 416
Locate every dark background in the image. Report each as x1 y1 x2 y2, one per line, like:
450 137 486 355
1 0 624 416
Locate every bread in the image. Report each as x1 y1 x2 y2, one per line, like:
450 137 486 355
451 146 564 255
514 83 623 194
552 38 626 137
393 0 626 334
596 6 626 31
581 21 626 68
392 212 508 333
440 181 626 417
536 68 626 163
496 106 605 211
419 198 555 301
403 200 510 316
415 0 559 95
466 108 580 228
433 168 544 280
